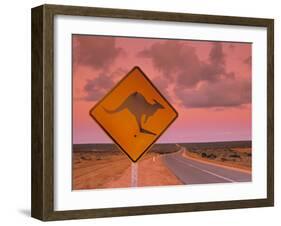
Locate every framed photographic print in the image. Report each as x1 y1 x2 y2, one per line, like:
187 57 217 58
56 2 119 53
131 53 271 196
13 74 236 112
31 4 274 221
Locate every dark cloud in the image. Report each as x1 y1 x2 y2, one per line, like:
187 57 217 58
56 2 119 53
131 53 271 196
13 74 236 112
83 68 128 101
244 56 252 66
151 76 171 101
138 42 188 80
209 42 225 65
139 42 233 89
138 41 251 108
73 35 123 70
83 73 114 101
174 79 251 108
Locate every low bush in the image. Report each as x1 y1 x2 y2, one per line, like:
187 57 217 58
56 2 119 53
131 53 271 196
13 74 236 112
207 154 217 159
229 153 241 158
201 152 207 158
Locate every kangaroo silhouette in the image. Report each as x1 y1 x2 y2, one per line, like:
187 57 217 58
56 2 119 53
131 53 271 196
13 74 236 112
103 91 164 136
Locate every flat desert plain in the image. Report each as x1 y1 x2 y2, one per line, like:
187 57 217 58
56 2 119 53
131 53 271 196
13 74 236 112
182 142 252 172
73 141 252 190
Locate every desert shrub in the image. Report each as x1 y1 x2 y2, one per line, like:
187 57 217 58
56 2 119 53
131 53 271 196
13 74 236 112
208 154 217 159
229 153 241 158
190 148 197 153
201 152 207 158
81 155 91 160
221 157 227 162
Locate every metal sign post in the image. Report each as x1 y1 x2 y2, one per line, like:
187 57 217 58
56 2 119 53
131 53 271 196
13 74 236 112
131 162 138 187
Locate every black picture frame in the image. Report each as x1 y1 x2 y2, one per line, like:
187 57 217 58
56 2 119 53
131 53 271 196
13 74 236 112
31 4 274 221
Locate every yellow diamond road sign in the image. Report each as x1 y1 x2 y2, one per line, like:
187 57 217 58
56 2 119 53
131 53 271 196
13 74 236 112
89 66 178 162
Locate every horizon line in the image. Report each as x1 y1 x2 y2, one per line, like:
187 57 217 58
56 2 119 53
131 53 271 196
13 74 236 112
73 139 252 145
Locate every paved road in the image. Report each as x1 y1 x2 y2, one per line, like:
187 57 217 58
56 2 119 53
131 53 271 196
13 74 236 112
162 151 251 185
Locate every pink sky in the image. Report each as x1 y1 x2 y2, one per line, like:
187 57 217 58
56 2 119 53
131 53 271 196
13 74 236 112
72 35 252 144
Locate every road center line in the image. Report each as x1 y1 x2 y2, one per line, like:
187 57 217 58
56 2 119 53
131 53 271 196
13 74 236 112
171 155 236 183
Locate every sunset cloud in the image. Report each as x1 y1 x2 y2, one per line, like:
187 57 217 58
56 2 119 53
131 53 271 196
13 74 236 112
139 42 233 86
138 41 250 108
73 35 124 70
83 73 114 101
175 78 251 108
83 68 127 101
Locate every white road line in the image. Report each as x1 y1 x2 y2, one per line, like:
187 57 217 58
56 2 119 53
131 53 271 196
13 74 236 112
171 155 236 183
